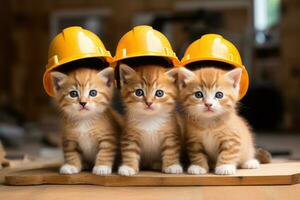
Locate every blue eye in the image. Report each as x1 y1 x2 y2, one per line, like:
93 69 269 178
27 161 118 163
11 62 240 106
89 90 97 97
195 91 203 98
135 89 144 97
155 90 164 97
215 92 224 99
69 90 78 98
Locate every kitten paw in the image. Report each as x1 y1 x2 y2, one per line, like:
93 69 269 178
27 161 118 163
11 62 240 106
60 164 80 174
215 164 236 175
118 165 137 176
92 165 112 175
163 164 183 174
242 159 260 169
187 165 207 175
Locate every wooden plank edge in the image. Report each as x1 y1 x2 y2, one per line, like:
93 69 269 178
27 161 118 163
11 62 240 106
5 173 300 186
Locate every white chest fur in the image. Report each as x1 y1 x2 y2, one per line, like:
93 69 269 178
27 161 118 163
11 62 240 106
134 114 168 167
135 114 167 134
75 122 98 163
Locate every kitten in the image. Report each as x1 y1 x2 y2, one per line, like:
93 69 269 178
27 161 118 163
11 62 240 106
177 67 271 175
50 67 120 175
118 64 183 176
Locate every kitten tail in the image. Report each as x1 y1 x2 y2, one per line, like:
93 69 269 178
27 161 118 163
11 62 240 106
255 148 272 164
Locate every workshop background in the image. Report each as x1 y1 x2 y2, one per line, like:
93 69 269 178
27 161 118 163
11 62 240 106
0 0 299 161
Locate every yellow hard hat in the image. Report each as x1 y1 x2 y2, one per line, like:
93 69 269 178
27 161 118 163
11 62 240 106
43 26 112 96
181 34 249 99
114 25 179 65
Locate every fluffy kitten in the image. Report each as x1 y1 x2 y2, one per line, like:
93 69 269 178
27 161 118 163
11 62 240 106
118 64 183 176
177 67 270 175
51 67 119 175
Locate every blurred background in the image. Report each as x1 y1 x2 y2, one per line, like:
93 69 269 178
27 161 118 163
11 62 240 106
0 0 299 166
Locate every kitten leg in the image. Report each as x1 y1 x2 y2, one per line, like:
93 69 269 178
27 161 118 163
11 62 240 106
241 145 260 169
93 134 117 176
215 138 241 175
161 131 183 174
118 131 141 176
60 140 82 174
186 140 209 175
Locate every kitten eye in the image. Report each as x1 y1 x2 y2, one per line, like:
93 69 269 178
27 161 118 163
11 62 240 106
215 91 224 99
194 91 203 98
69 90 78 98
89 90 97 97
135 89 144 97
155 89 164 97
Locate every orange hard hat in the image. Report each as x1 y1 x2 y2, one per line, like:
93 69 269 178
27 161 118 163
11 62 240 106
181 34 249 99
113 25 179 65
43 26 112 96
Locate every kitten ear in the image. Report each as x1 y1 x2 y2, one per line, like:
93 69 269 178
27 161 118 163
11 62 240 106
178 68 196 87
98 67 114 87
164 68 179 83
224 68 242 89
119 63 136 85
50 71 67 93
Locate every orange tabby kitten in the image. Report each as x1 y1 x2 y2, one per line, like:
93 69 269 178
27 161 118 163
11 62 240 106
50 67 119 175
118 63 182 176
177 67 270 175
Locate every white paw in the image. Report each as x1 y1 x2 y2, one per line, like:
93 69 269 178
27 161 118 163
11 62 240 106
92 165 112 175
242 159 260 169
187 165 207 175
118 165 136 176
215 164 236 175
163 164 183 174
60 164 79 174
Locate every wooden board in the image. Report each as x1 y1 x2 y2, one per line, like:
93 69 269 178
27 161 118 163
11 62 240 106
0 159 62 184
4 162 300 186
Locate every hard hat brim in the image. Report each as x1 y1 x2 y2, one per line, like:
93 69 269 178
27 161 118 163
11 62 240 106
43 54 113 96
181 56 242 68
114 53 179 66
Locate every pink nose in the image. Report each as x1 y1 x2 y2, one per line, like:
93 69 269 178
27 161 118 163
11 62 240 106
145 102 153 107
205 103 212 108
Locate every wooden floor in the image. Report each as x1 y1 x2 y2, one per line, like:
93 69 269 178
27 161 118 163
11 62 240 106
1 184 300 200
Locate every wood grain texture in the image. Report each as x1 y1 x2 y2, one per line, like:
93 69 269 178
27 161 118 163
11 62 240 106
4 162 300 186
0 159 62 184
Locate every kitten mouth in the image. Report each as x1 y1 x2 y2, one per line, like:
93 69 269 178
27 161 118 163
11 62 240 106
79 107 89 111
204 108 214 112
144 107 154 111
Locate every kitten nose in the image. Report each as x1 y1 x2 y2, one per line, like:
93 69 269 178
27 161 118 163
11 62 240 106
205 103 212 108
79 102 87 107
145 101 153 107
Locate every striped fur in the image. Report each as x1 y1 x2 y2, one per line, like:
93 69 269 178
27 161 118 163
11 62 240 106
118 64 182 175
178 67 260 175
50 67 120 175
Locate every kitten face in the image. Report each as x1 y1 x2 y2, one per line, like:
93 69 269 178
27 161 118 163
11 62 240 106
50 67 114 119
119 64 177 116
178 67 242 118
